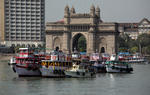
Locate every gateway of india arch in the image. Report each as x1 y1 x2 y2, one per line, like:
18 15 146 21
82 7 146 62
46 5 119 55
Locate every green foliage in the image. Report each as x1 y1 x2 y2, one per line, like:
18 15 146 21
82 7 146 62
118 33 132 48
137 33 150 47
118 33 150 55
119 47 128 52
15 46 25 53
78 36 86 52
145 45 150 55
130 46 138 53
136 33 150 54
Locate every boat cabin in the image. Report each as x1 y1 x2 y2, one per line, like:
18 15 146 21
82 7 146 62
17 48 34 58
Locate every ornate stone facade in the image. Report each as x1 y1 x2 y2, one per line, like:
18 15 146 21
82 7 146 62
46 5 119 55
118 18 150 39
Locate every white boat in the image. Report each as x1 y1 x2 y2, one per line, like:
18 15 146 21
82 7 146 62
105 61 133 73
64 64 96 78
110 54 116 61
93 61 106 73
89 53 106 73
90 53 102 61
127 53 148 63
72 50 81 61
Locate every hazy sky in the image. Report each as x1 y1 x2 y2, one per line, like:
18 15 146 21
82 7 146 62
45 0 150 23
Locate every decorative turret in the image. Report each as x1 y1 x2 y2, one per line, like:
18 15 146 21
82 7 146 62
90 5 95 17
64 5 70 17
70 6 75 14
64 5 70 24
90 5 96 25
96 6 100 18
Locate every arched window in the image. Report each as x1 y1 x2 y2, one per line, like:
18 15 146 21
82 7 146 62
53 37 61 50
100 47 105 53
32 44 35 48
38 44 42 48
27 44 30 48
17 44 20 47
11 44 15 47
22 44 25 47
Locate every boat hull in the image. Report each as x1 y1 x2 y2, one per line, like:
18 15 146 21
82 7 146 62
106 66 133 73
40 66 67 77
13 65 41 77
64 71 96 78
93 65 106 73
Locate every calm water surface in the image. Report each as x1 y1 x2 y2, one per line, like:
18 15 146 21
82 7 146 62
0 62 150 95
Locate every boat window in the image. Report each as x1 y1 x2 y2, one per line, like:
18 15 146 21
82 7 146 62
23 50 27 53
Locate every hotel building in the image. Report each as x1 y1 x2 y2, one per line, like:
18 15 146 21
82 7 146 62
0 0 45 47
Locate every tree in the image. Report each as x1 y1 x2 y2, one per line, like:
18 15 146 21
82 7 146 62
118 34 132 51
78 36 86 52
136 33 150 54
130 46 138 53
118 33 150 55
15 46 24 53
145 45 150 55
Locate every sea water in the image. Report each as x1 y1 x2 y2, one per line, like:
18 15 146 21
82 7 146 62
0 63 150 95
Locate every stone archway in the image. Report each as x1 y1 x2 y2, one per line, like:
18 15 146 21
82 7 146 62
98 37 107 53
17 44 20 47
32 44 35 48
72 33 87 52
100 47 105 53
53 37 61 50
27 44 30 48
11 44 15 47
22 44 25 48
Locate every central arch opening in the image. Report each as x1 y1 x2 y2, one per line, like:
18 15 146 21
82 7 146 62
72 33 87 52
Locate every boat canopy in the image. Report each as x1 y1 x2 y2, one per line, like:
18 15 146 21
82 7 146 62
105 61 128 65
118 52 130 55
19 48 29 50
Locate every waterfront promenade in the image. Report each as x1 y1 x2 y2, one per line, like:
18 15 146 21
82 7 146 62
0 54 14 62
